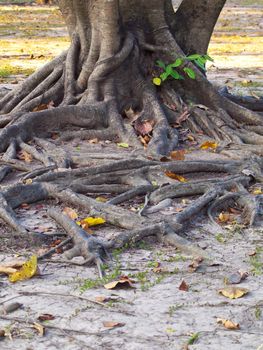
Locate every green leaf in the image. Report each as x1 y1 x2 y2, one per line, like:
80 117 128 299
153 77 162 86
194 58 206 71
186 54 201 61
156 60 166 69
170 70 184 80
203 54 214 62
170 58 183 68
183 67 196 79
160 72 169 81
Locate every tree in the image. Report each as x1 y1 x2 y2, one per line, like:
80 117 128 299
0 0 262 276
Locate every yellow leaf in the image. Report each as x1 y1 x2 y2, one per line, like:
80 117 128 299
200 140 218 150
153 77 162 86
17 150 33 163
9 255 38 283
62 207 78 220
32 322 45 336
165 171 187 182
78 217 106 227
117 143 129 148
95 196 108 203
252 188 262 195
217 318 240 330
218 212 230 223
218 286 249 299
170 150 186 161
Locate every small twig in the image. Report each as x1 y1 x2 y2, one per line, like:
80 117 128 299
138 193 150 216
38 237 72 260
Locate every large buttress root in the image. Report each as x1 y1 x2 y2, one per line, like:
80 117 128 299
0 0 262 276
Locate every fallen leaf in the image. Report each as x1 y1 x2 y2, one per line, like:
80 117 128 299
88 138 99 144
104 276 134 290
62 207 78 220
9 255 38 283
218 286 249 299
32 101 54 112
252 188 262 195
153 77 162 86
32 322 45 336
217 318 240 330
179 280 189 291
17 150 33 163
218 212 231 223
170 150 186 160
187 134 195 142
165 171 187 182
0 329 5 337
24 178 33 185
134 119 154 136
95 296 109 303
21 203 30 209
102 321 125 329
38 314 55 321
200 140 218 150
76 217 106 227
117 142 129 148
188 257 203 272
95 196 108 203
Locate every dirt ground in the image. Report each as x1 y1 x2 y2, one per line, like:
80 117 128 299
0 1 262 350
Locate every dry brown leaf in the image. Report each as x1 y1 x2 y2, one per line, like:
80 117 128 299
95 296 109 303
179 279 189 291
170 150 186 161
104 276 134 290
89 138 99 144
17 150 33 163
165 171 187 182
32 322 45 336
0 329 5 337
38 314 55 321
218 212 231 223
32 101 54 112
21 203 30 209
62 207 78 220
200 140 218 150
217 318 240 330
187 134 195 142
188 257 203 273
218 286 249 299
102 321 125 329
134 119 154 136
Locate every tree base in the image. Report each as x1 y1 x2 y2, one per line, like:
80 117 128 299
0 29 262 277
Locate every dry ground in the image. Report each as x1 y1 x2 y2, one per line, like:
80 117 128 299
0 1 262 350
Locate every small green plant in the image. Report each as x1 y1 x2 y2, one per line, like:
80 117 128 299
153 54 213 86
249 247 263 276
255 306 262 320
187 332 200 345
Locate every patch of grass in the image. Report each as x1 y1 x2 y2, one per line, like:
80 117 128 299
0 62 34 78
255 306 261 320
168 304 183 317
249 247 263 276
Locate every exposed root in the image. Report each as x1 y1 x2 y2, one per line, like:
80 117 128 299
0 18 262 278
